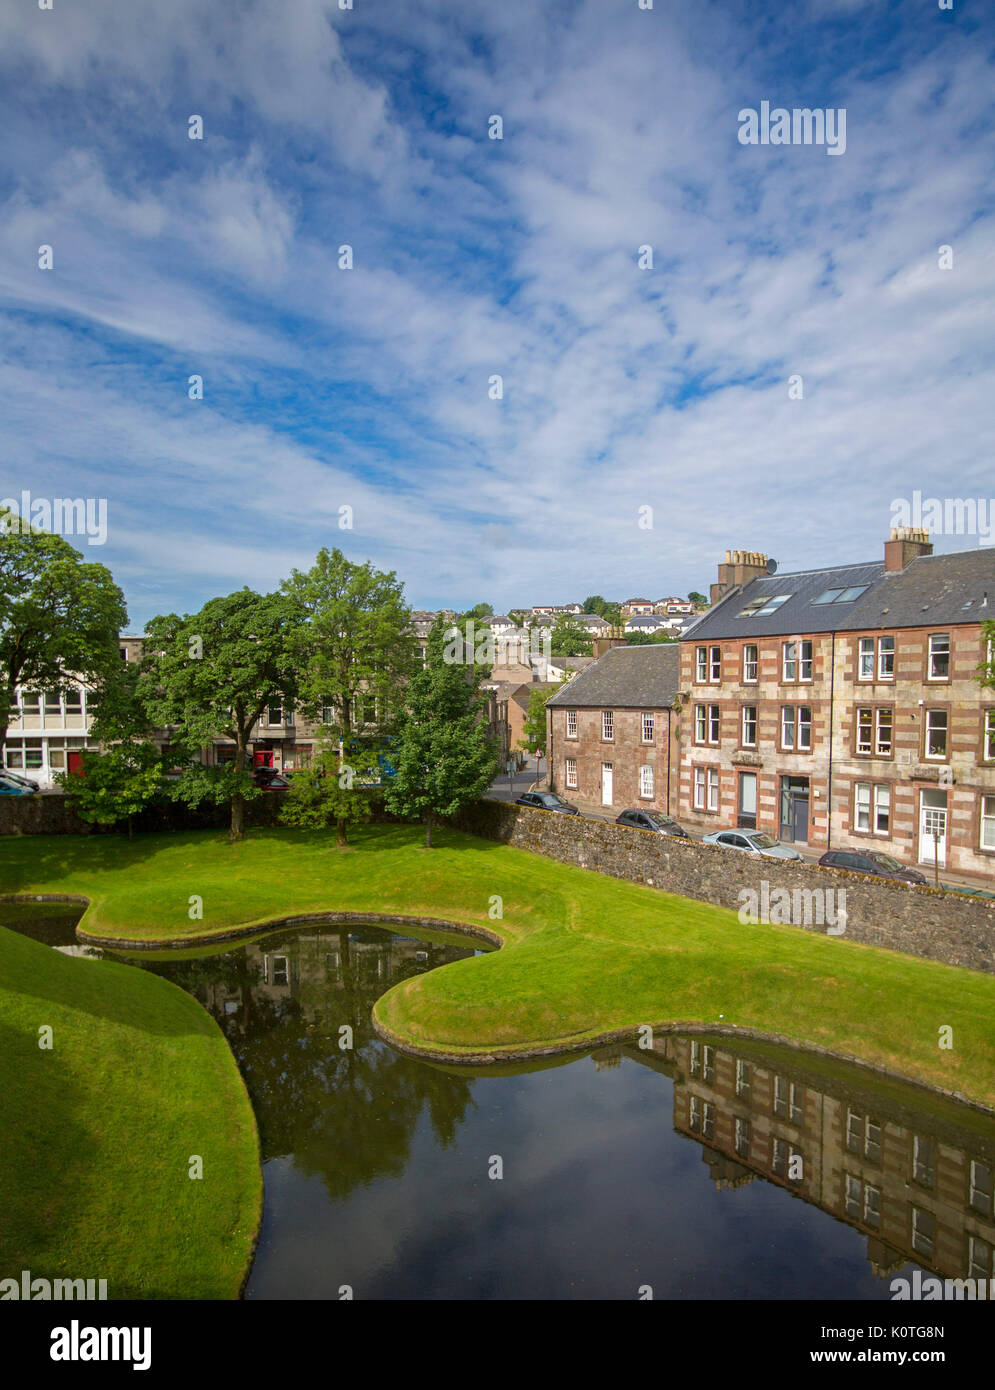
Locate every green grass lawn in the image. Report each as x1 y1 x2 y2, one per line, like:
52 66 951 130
2 822 995 1108
0 925 261 1299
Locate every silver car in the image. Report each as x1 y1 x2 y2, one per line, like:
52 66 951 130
701 829 803 862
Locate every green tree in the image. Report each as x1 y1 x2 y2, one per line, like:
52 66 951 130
688 591 708 608
549 617 592 657
58 742 163 839
0 512 127 766
978 621 995 690
625 630 677 646
465 602 493 620
385 618 499 847
279 734 382 845
281 548 414 843
517 681 564 757
601 602 623 626
583 595 607 615
138 588 300 841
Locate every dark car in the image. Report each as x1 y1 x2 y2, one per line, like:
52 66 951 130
515 791 580 815
252 768 291 789
819 848 928 885
616 808 690 838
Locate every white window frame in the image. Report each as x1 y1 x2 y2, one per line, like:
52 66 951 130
782 641 797 682
970 1159 993 1215
854 782 871 832
639 764 654 799
696 646 708 683
927 632 950 681
875 707 893 756
743 644 758 683
565 758 578 790
735 1059 751 1098
709 646 721 682
781 705 795 750
874 783 890 834
984 709 995 762
602 710 614 741
858 637 874 681
706 767 719 812
799 640 813 681
741 705 757 747
856 707 873 755
566 709 577 739
641 712 654 743
982 795 995 852
877 636 895 680
798 706 811 750
693 767 706 809
925 708 948 759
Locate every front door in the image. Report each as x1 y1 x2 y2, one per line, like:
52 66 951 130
919 789 948 867
737 772 757 830
780 776 810 844
602 762 613 807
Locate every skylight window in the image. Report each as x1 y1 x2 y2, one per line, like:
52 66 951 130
812 585 868 605
737 594 791 618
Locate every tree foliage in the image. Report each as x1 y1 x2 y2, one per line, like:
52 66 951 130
385 619 499 846
517 681 563 755
279 736 383 845
549 617 592 657
0 513 127 760
138 588 299 840
58 742 163 836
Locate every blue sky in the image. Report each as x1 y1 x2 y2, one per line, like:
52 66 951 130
0 0 992 628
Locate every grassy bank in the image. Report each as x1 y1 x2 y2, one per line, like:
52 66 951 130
0 925 261 1299
2 823 995 1107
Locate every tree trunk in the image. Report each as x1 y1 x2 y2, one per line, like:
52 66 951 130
336 814 348 847
230 791 245 842
127 814 134 841
230 731 247 841
425 811 433 849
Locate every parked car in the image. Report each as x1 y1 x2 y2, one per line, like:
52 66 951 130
818 848 927 885
252 768 291 789
0 771 38 795
701 829 804 861
616 809 690 838
515 791 580 815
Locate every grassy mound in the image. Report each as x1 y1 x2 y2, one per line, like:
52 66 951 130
2 823 995 1107
0 926 261 1299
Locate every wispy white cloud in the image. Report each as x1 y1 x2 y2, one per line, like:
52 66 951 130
0 0 992 625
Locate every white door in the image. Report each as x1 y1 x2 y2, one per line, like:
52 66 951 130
602 762 613 807
919 789 948 867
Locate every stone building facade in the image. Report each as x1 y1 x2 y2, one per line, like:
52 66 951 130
546 644 680 816
678 532 995 879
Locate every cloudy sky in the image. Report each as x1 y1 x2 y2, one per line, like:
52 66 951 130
1 0 992 628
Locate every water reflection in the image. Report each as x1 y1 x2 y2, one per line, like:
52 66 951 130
4 905 995 1299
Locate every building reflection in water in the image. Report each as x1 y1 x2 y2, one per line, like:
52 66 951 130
589 1034 995 1288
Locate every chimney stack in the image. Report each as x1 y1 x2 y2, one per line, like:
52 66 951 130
884 526 932 572
711 548 770 605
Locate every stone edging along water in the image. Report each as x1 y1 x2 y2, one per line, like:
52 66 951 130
5 892 995 1120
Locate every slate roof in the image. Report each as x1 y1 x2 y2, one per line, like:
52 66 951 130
681 549 994 642
546 642 681 709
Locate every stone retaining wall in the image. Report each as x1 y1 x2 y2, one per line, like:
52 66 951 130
452 800 995 976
